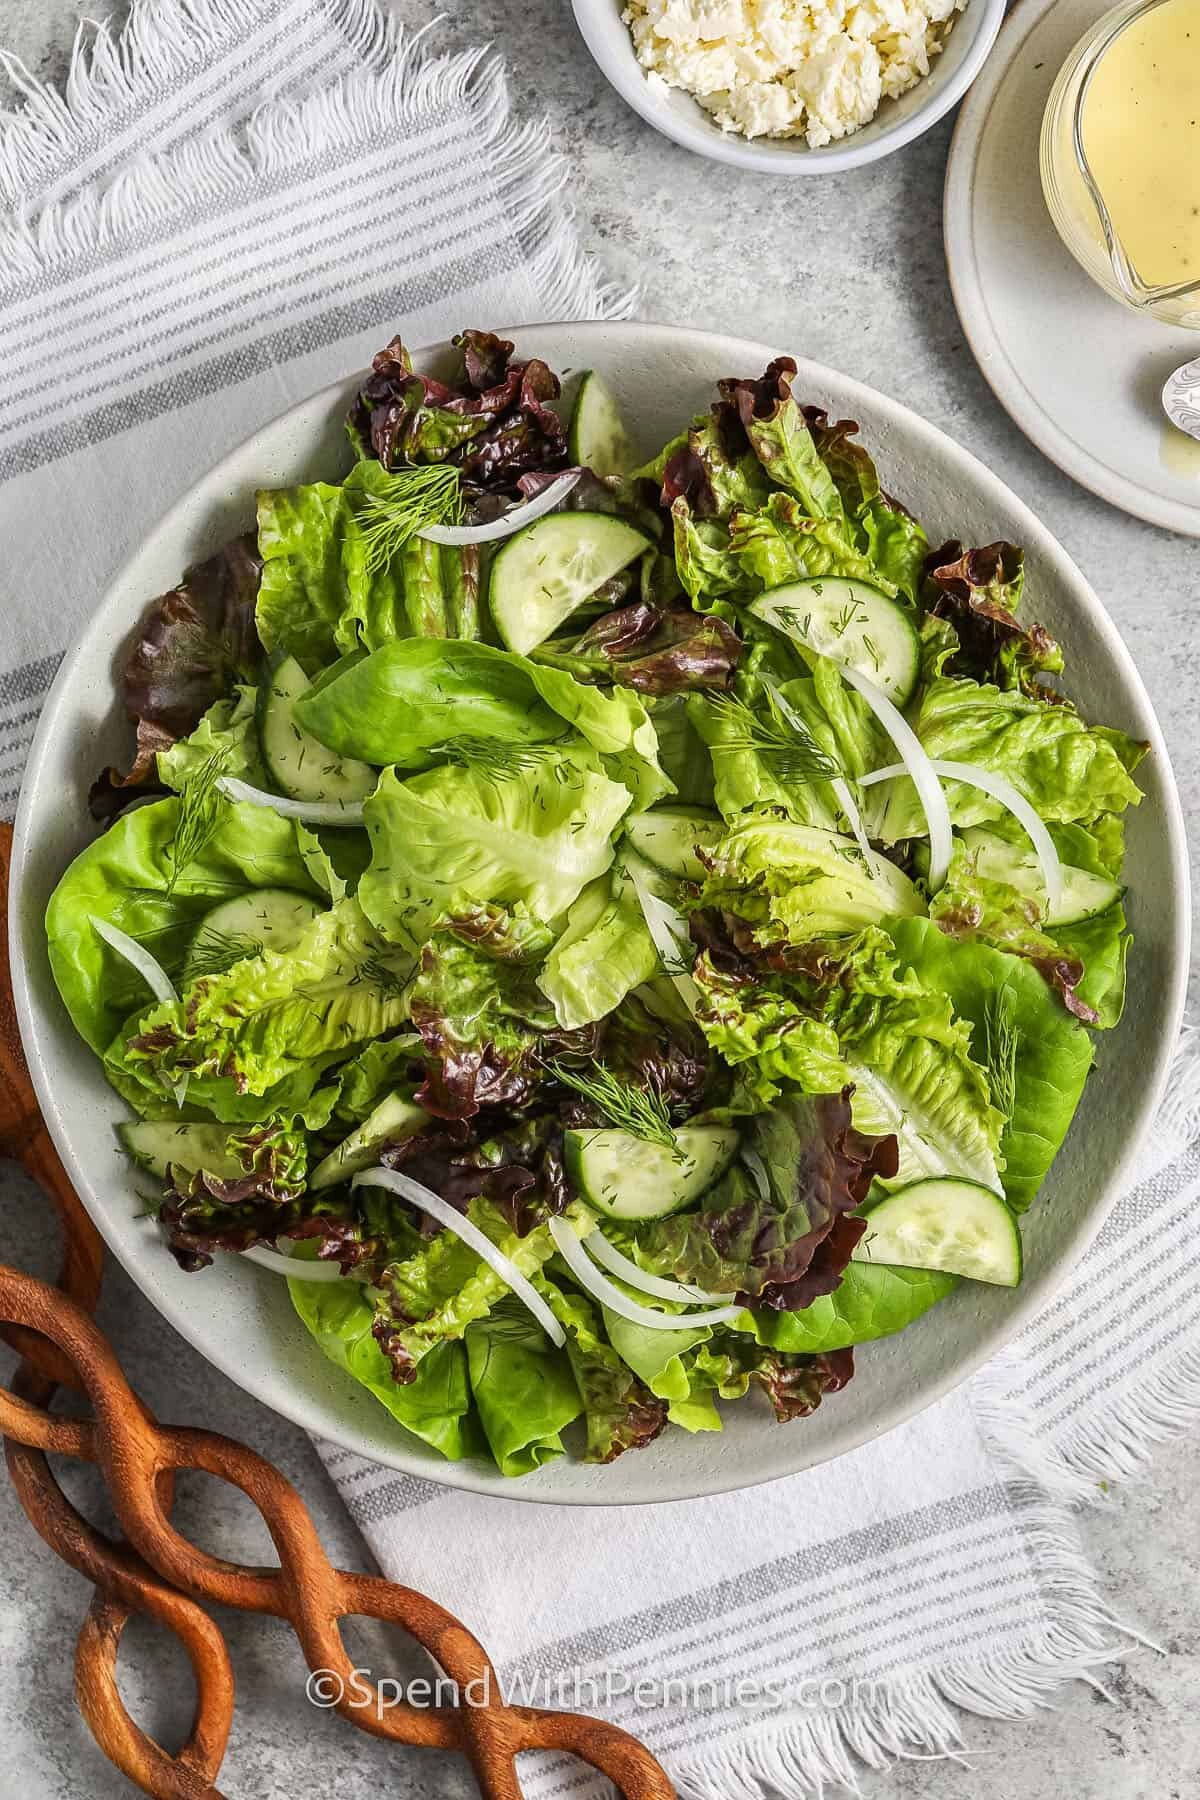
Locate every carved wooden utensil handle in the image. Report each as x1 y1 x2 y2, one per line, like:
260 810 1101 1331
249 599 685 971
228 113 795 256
0 821 677 1799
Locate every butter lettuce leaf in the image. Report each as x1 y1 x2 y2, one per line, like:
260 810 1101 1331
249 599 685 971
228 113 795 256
741 1262 959 1352
929 836 1112 1025
537 869 658 1031
729 492 885 592
886 917 1093 1212
124 897 411 1099
256 463 479 671
290 1274 480 1461
359 748 632 950
371 1199 577 1378
871 677 1145 842
256 480 363 671
465 1297 581 1476
294 638 562 769
695 815 923 943
46 796 330 1054
157 687 264 790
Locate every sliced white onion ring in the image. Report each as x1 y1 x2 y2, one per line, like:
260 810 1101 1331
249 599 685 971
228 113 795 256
218 775 365 826
584 1230 736 1305
627 858 703 1019
242 1243 349 1282
354 1167 566 1348
418 472 582 545
93 919 178 1006
840 667 953 892
831 776 883 873
861 758 1063 917
549 1217 743 1331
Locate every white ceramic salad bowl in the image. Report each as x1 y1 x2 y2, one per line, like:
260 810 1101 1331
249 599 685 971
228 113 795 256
9 322 1189 1505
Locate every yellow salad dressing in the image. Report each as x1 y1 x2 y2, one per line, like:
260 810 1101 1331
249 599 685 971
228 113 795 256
1080 0 1200 288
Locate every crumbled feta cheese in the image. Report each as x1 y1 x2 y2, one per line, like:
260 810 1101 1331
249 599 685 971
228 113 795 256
622 0 967 148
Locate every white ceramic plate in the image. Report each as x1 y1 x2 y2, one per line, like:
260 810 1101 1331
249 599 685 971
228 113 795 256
571 0 1006 174
944 0 1200 536
10 322 1189 1505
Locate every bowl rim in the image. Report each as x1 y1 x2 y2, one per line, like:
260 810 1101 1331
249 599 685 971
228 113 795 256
569 0 1008 174
10 319 1191 1505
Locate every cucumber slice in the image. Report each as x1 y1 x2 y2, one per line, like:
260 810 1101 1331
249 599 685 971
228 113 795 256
958 828 1120 927
624 806 722 881
256 656 377 805
118 1121 245 1182
854 1177 1022 1287
181 889 323 984
309 1091 428 1192
565 1125 739 1221
568 371 637 477
489 513 652 655
750 578 921 706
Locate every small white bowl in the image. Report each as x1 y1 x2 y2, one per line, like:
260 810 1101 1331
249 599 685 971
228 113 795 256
570 0 1007 173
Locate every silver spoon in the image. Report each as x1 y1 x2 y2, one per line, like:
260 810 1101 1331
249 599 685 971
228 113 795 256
1163 358 1200 443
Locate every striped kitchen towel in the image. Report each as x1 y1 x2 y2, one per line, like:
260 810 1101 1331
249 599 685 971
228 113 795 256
4 6 1199 1798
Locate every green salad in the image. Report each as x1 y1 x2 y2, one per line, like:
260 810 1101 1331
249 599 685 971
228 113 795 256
47 330 1145 1476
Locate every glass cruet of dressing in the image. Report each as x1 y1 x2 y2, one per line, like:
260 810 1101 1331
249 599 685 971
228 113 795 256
1040 0 1200 328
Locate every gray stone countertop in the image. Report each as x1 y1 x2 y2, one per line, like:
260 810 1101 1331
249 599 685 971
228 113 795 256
0 1 1196 1796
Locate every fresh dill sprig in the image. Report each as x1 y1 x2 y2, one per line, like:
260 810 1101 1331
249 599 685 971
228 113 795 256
354 954 410 999
356 465 464 574
983 987 1020 1118
708 686 840 785
185 928 264 980
544 1059 685 1161
166 750 229 896
432 737 557 783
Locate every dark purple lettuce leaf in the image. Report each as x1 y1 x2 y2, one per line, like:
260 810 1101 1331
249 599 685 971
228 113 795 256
690 908 883 994
751 1346 855 1422
570 1349 668 1463
923 541 1064 692
534 601 743 696
407 906 558 1120
93 533 262 811
718 355 798 429
658 406 769 525
593 992 715 1120
382 1113 570 1238
349 332 568 498
516 466 631 517
638 1090 897 1311
157 1121 366 1272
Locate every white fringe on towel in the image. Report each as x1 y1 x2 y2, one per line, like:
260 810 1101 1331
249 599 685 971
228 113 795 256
659 1479 1146 1798
0 0 405 209
670 1502 1133 1800
0 0 634 322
